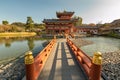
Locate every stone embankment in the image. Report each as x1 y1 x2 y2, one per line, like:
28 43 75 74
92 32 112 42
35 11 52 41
102 50 120 80
0 57 25 80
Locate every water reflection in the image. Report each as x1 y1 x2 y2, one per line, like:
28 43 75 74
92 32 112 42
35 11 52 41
0 37 46 64
27 37 35 50
5 41 11 47
0 37 36 49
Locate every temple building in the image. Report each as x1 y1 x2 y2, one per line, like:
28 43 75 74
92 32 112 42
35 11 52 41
43 11 77 35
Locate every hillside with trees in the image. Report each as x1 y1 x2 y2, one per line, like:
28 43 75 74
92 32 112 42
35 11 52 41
110 19 120 27
0 17 45 35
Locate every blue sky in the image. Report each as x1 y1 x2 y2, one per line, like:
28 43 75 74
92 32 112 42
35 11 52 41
0 0 120 24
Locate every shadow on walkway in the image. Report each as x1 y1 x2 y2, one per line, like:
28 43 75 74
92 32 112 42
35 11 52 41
39 40 88 80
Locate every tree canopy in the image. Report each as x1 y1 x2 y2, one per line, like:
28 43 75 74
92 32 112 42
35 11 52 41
2 20 9 25
11 22 25 27
73 16 82 26
26 16 34 31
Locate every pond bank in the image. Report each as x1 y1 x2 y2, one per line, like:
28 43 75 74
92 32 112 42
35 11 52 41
0 32 36 37
0 55 25 80
102 50 120 80
72 38 120 80
0 39 48 79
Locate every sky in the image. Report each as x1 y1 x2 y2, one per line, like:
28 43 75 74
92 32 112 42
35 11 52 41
0 0 120 24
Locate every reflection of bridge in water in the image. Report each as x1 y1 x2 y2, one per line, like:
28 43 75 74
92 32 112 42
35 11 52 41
23 37 108 80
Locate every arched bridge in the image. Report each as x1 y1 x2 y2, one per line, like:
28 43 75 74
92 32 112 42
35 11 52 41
23 36 108 80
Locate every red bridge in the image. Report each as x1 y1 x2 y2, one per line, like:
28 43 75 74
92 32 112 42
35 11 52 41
23 36 108 80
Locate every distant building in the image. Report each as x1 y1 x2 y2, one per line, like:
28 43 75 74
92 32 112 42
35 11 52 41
112 27 120 35
43 11 78 34
76 26 99 35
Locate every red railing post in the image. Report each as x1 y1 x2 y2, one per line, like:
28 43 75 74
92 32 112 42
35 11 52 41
90 52 102 80
25 51 35 80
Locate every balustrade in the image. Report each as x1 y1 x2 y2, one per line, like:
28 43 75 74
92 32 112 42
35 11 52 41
66 38 102 80
25 37 56 80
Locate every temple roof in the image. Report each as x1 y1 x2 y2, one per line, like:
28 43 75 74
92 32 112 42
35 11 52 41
43 19 77 23
56 11 74 18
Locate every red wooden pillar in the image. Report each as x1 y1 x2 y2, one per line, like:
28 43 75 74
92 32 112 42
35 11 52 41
89 52 102 80
25 51 35 80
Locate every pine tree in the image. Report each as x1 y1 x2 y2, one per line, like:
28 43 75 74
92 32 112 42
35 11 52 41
26 16 34 31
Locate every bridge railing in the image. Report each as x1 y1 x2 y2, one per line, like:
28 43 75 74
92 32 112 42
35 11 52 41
25 38 56 80
69 33 74 38
67 38 102 80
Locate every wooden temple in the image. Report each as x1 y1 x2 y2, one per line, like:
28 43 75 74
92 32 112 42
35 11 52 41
43 11 77 34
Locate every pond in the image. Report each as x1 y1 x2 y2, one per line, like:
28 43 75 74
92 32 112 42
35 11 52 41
81 36 120 56
0 37 46 64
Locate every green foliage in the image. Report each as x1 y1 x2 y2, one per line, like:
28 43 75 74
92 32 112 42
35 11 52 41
11 22 25 27
11 25 25 32
102 23 111 27
34 23 45 30
26 16 34 31
73 16 82 26
107 31 120 38
2 20 9 25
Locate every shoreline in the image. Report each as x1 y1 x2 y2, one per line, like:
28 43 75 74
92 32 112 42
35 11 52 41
102 50 120 80
0 54 25 80
72 38 120 79
0 40 47 79
0 32 36 37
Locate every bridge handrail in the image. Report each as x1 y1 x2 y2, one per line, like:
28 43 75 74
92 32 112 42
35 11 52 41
34 39 56 79
66 38 102 80
25 38 56 80
66 38 91 75
69 33 74 38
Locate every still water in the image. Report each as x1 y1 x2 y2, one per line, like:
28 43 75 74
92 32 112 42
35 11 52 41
81 37 120 56
0 37 46 64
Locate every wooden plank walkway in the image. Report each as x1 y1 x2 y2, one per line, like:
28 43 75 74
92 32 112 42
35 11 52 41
38 39 88 80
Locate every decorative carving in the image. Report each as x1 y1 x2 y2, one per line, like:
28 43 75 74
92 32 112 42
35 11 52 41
92 52 102 65
25 51 34 64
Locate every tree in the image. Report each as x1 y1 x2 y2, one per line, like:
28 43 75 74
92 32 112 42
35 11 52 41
2 20 9 25
11 22 25 27
73 16 82 26
34 23 45 30
26 16 34 31
88 23 96 27
11 25 25 32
